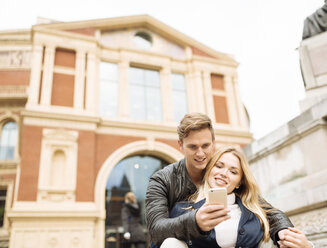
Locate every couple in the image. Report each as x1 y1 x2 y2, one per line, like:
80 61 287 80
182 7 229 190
145 113 313 248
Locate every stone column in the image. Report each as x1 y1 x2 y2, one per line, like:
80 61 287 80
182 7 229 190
118 61 130 119
185 65 195 113
85 52 97 113
225 75 238 127
193 70 206 113
27 44 43 106
160 66 173 122
40 45 55 106
202 71 216 122
232 76 248 128
74 51 86 110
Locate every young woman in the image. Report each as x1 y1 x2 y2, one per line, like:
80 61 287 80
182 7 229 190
165 145 313 248
121 192 147 248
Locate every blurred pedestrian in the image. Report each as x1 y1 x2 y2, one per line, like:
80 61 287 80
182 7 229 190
122 192 147 248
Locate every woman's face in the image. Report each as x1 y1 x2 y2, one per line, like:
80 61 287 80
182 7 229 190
208 152 243 194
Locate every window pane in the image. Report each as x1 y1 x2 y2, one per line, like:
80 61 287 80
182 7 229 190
99 62 118 117
146 87 162 121
173 91 188 122
171 73 186 90
145 70 160 87
129 67 161 121
0 121 17 160
130 85 146 120
99 62 118 81
130 67 144 85
172 73 188 122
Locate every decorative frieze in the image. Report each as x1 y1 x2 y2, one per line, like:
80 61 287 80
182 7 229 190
0 50 31 68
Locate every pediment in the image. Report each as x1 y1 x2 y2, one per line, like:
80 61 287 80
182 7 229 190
34 15 236 63
100 27 186 59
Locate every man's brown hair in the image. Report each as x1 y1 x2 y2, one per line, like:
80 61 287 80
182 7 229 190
177 113 214 142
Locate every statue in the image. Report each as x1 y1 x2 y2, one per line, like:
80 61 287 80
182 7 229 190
302 0 327 40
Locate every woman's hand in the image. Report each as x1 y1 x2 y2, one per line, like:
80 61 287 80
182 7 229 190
195 202 230 231
278 227 313 248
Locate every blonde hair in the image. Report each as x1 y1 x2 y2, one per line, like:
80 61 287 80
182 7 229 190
192 144 270 242
124 192 137 204
177 113 214 142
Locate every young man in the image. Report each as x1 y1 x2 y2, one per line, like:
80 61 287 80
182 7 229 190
145 113 293 247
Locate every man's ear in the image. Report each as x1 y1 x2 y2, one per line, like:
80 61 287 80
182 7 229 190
178 140 183 152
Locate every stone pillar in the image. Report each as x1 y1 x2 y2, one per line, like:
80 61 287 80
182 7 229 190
118 61 130 119
40 45 55 106
27 44 43 106
85 52 97 113
185 67 195 113
193 70 206 113
74 51 86 110
232 76 248 128
160 66 173 122
202 71 216 122
225 75 238 127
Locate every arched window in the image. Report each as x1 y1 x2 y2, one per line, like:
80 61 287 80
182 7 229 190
0 121 18 160
105 155 168 228
133 31 152 50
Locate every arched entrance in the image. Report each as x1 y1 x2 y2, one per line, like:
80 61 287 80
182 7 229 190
105 155 169 247
94 140 183 248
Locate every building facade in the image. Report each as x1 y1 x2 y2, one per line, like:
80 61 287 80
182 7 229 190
0 15 252 248
244 29 327 248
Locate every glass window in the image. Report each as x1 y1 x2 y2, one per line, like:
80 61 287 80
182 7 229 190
0 189 6 227
105 155 169 227
171 73 188 122
133 32 152 50
0 121 18 160
129 67 162 121
99 62 118 117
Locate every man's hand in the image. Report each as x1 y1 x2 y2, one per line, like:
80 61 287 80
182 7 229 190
278 227 313 248
195 202 230 231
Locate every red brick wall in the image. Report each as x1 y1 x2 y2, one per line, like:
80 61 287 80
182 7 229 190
211 74 224 90
213 95 229 124
76 131 96 201
76 133 145 202
156 138 180 151
0 174 16 206
0 70 30 85
95 134 145 174
51 73 74 107
54 48 76 68
18 125 42 201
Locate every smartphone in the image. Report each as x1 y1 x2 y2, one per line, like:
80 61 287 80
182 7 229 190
208 187 227 207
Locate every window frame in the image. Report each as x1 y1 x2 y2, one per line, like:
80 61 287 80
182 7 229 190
98 61 119 118
171 72 188 122
129 66 162 122
0 117 19 161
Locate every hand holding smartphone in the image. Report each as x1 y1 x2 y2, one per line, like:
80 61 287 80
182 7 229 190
208 187 227 207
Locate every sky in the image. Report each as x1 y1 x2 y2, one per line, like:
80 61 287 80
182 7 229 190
0 0 324 139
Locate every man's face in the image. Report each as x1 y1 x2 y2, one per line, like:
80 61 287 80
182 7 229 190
178 128 215 173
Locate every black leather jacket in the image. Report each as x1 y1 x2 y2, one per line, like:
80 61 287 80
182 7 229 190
145 158 293 246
